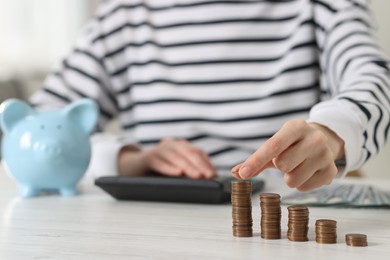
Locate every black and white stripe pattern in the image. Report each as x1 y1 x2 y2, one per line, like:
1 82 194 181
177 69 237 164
31 0 390 175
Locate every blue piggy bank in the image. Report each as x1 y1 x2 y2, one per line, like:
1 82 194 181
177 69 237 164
0 98 98 197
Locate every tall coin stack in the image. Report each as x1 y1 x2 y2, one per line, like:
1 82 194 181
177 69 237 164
287 206 309 242
260 193 281 239
315 219 337 244
345 233 368 247
231 181 253 237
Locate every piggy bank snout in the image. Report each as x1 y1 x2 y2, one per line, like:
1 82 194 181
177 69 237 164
33 139 63 157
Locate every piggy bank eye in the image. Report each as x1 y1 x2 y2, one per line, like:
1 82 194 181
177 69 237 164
57 124 62 130
40 125 45 130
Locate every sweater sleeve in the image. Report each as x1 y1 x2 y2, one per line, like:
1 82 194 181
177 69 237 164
29 2 132 178
308 0 390 176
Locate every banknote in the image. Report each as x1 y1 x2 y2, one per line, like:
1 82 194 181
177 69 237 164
282 183 390 208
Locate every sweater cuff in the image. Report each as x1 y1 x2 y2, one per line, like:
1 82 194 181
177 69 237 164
86 133 138 179
307 100 365 177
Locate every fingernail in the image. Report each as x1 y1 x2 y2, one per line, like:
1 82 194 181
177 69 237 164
239 166 251 179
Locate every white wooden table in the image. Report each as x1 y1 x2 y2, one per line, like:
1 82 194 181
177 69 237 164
0 168 389 260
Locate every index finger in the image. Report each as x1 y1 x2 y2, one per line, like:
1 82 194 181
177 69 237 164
238 120 305 179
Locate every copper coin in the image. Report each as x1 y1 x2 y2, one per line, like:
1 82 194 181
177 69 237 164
316 219 337 227
345 233 368 247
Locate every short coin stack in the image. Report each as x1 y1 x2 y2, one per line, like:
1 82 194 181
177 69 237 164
287 206 309 242
345 233 368 247
260 193 281 239
231 181 253 237
315 219 337 244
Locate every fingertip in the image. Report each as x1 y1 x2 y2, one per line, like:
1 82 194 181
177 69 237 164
209 170 217 179
297 186 310 192
203 168 216 179
191 170 205 179
231 171 241 179
164 170 182 177
231 163 244 179
171 169 184 177
238 165 252 179
200 171 211 180
207 174 216 180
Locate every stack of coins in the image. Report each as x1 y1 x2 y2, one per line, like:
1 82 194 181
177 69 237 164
345 233 368 247
315 219 337 244
287 206 309 242
260 193 281 239
231 181 253 237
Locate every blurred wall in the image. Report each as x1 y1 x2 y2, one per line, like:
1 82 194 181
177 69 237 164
0 0 97 77
361 0 390 179
371 0 390 56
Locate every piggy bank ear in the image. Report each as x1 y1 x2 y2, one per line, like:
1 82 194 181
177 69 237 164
0 99 35 135
62 99 99 134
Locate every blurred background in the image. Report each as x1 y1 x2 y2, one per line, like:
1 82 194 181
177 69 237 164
0 0 389 178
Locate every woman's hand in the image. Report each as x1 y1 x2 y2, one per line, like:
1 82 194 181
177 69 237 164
118 138 216 179
231 119 345 191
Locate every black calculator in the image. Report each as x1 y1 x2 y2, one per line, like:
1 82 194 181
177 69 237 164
95 175 265 204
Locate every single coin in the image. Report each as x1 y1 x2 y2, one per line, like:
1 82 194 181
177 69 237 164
316 219 337 226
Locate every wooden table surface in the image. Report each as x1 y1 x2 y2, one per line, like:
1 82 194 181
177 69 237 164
0 168 389 260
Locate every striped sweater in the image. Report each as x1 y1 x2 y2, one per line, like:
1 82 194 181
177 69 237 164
31 0 390 178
